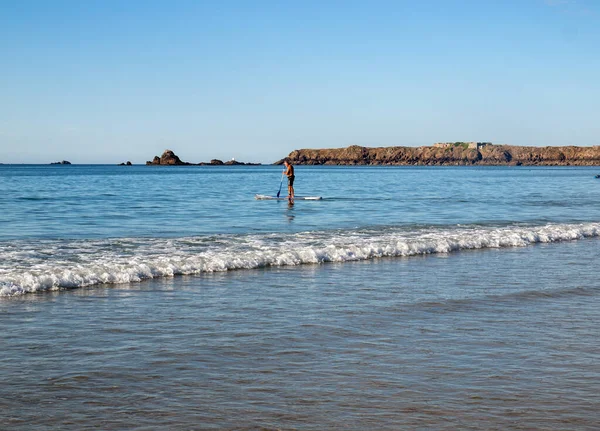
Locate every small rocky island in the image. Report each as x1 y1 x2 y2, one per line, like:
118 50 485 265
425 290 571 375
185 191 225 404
50 160 71 165
146 150 261 166
277 143 600 166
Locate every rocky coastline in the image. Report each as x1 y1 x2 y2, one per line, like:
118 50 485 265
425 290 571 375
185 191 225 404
276 144 600 166
146 150 261 166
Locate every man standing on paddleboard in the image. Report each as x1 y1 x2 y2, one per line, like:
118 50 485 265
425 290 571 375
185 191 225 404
283 159 295 202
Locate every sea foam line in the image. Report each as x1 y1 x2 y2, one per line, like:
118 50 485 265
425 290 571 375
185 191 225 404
1 222 599 296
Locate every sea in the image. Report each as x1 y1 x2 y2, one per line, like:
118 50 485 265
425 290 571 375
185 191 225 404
1 164 600 430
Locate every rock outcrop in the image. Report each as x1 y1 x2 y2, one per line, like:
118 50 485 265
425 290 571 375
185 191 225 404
146 150 190 165
277 144 600 166
118 161 132 166
146 150 261 166
50 160 71 165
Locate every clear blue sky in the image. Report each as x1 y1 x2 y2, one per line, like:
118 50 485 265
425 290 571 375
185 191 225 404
1 0 599 163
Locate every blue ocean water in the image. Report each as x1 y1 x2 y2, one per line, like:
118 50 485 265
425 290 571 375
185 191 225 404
2 164 600 430
1 164 599 295
2 164 600 240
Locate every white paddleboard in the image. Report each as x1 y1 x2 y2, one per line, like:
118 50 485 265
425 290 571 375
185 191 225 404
255 194 322 200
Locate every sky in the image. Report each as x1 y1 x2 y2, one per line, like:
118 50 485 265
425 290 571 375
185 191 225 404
1 0 599 164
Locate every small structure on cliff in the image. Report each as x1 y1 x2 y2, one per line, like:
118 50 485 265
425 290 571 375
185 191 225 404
434 142 491 150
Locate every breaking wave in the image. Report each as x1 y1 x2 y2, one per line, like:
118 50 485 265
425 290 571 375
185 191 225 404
1 222 599 296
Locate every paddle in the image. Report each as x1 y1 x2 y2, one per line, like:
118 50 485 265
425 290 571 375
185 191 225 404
276 172 285 198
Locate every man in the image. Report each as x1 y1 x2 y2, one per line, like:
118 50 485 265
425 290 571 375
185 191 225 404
283 159 295 201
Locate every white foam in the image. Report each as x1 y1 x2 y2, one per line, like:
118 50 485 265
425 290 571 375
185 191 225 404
1 222 599 296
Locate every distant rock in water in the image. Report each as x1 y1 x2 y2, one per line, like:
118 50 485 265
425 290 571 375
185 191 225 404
196 159 258 166
276 144 600 166
118 161 133 166
50 160 71 165
146 150 190 165
146 150 261 166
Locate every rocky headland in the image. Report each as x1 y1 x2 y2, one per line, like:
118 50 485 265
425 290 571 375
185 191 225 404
146 150 261 166
276 143 600 166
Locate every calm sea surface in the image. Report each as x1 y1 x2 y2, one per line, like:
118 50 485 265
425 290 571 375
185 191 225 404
1 164 600 429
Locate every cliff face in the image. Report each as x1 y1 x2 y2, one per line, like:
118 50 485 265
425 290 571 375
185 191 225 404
278 144 600 166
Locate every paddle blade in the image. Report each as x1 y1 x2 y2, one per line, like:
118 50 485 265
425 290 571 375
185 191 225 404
276 174 284 197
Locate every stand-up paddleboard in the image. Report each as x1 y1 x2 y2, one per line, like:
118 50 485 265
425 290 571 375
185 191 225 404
255 194 322 200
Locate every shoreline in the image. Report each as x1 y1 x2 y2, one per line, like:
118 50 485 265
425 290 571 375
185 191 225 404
4 144 600 166
3 238 599 430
